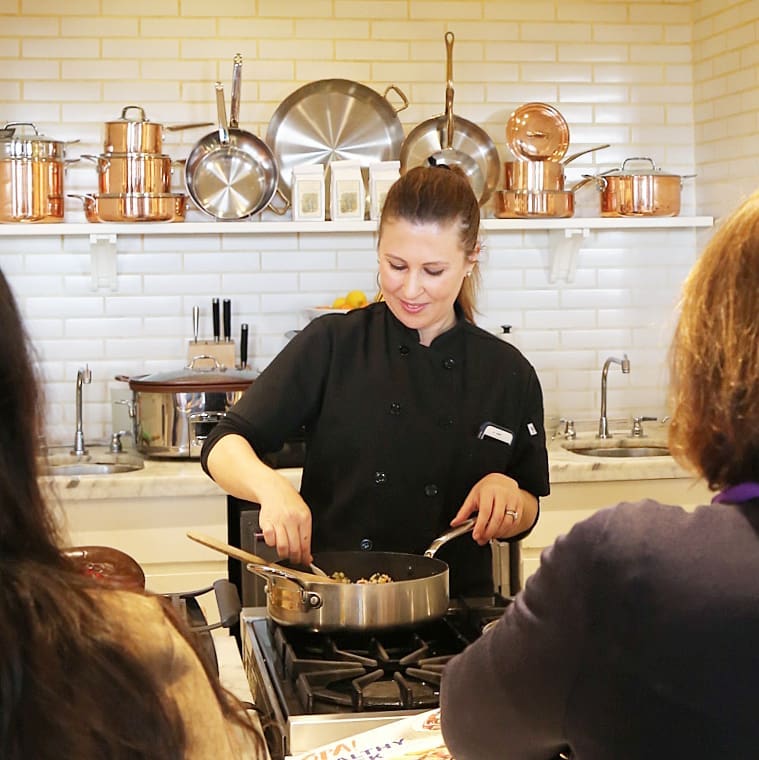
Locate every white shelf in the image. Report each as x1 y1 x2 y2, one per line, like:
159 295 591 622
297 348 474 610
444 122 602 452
0 216 714 236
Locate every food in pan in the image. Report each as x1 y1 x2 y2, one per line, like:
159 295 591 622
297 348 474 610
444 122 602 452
330 570 394 584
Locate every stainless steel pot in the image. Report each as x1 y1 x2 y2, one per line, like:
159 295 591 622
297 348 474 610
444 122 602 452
0 122 74 223
115 357 257 458
186 57 283 220
103 105 212 154
400 32 500 206
80 152 174 194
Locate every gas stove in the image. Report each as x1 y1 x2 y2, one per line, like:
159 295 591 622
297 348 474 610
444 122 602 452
240 596 510 759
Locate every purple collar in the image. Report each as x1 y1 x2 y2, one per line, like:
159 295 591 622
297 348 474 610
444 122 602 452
712 482 759 505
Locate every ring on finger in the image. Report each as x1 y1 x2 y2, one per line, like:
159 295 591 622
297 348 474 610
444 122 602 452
505 509 519 522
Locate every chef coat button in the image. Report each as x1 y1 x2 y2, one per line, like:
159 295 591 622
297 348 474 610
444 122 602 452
424 484 439 497
360 538 373 551
389 401 402 415
442 357 456 370
374 471 387 485
399 345 410 356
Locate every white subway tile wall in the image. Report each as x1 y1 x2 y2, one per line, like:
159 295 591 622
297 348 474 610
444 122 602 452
0 1 756 445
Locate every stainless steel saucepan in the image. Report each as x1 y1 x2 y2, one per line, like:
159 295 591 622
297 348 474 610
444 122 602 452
188 519 475 632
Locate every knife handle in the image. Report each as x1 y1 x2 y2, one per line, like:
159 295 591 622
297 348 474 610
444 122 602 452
212 298 220 342
240 323 249 368
223 298 231 342
192 305 199 342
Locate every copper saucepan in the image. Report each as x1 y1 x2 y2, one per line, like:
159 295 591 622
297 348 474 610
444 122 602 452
494 188 577 218
80 153 176 195
68 192 187 223
503 144 610 193
584 157 695 217
104 105 212 154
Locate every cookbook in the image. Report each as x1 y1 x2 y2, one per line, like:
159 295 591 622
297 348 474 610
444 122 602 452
292 708 453 759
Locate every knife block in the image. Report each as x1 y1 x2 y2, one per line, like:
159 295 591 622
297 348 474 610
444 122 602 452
187 340 236 370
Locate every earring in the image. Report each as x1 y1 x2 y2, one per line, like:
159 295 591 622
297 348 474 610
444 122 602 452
465 270 472 278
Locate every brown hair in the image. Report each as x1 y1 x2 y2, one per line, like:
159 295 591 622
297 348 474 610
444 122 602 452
0 270 261 758
668 192 759 489
378 165 481 322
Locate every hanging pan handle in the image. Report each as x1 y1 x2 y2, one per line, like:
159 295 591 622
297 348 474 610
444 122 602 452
215 82 229 146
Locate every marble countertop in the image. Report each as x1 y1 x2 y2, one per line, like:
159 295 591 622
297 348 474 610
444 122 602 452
41 426 698 503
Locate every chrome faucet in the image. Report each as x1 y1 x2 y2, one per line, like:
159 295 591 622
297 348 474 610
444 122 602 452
597 354 630 439
72 365 92 455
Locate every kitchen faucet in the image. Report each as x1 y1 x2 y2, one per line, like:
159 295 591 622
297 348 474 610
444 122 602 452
72 365 92 455
597 354 630 439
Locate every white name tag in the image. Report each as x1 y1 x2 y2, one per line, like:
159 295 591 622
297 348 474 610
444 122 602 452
478 422 514 446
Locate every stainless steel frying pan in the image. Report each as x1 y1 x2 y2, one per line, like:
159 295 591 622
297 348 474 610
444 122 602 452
185 55 281 220
265 78 409 201
400 32 500 206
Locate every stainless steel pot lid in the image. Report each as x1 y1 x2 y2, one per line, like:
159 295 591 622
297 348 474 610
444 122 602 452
601 157 681 178
265 78 408 200
1 122 67 160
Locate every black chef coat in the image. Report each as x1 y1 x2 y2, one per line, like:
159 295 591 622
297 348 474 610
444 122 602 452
201 302 550 596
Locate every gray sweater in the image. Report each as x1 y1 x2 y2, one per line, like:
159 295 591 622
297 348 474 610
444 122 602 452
441 497 759 759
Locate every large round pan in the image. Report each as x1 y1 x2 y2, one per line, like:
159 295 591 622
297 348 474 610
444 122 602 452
185 56 280 220
254 520 475 632
400 32 500 206
265 78 409 201
188 520 474 632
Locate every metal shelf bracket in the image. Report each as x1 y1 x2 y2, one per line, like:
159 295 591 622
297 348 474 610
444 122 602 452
549 227 589 283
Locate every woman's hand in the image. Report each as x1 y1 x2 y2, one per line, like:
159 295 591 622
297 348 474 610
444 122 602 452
451 473 537 544
258 483 314 567
205 433 314 565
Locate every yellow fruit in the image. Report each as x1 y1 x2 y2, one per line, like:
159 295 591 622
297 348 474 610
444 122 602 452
331 296 348 309
345 289 368 308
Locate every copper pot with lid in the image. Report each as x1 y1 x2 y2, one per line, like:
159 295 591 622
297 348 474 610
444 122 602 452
104 106 212 154
0 122 77 223
586 157 696 217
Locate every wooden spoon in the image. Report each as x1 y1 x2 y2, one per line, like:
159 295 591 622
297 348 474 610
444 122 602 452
186 531 340 584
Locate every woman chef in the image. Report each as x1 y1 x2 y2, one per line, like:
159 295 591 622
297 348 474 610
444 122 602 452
201 164 549 596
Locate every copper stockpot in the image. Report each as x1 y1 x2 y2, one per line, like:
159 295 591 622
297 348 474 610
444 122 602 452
588 157 695 217
68 192 187 223
80 152 174 194
104 106 212 154
0 122 74 223
494 189 575 218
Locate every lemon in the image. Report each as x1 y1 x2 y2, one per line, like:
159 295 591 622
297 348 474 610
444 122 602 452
332 296 348 309
345 289 368 308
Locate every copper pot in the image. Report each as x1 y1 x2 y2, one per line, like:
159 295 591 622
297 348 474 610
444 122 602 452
104 106 212 154
589 157 695 217
80 152 174 194
503 144 610 193
68 192 187 223
494 189 575 218
0 122 72 223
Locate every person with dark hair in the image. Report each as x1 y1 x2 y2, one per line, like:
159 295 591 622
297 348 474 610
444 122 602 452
201 165 549 596
0 270 265 759
439 191 759 758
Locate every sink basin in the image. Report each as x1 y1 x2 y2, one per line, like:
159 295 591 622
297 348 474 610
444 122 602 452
40 448 144 476
563 443 671 458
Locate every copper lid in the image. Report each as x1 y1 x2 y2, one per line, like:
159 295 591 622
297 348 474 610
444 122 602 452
505 102 570 161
